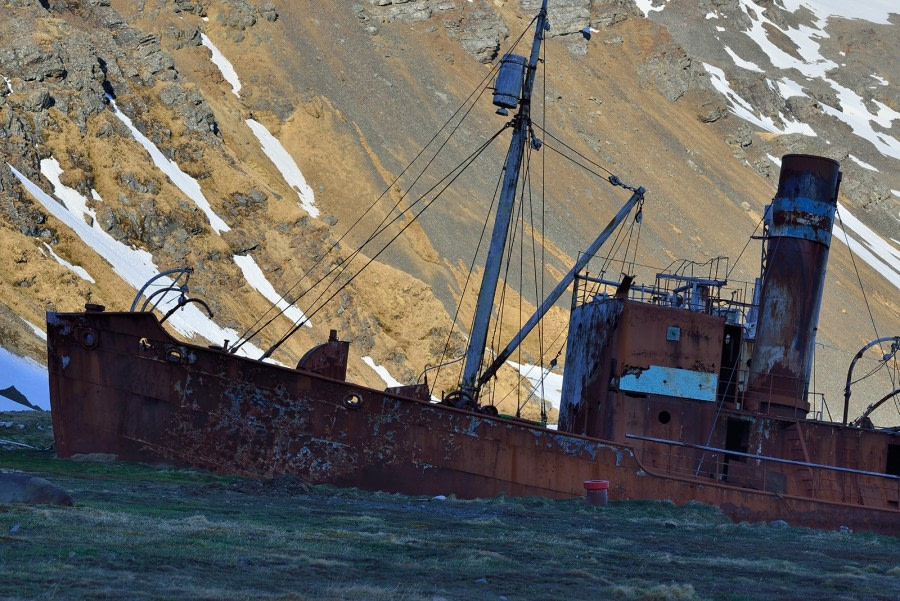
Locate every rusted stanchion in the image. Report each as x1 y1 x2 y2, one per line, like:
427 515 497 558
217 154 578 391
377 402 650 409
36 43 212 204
584 480 609 506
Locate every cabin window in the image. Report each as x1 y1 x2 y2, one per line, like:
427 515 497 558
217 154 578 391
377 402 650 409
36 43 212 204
658 410 671 424
887 444 900 477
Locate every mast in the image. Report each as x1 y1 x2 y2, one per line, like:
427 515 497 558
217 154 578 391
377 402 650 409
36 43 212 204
475 186 644 390
458 0 550 404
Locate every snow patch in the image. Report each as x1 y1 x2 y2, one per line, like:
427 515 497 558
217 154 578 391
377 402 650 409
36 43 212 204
848 155 879 172
22 319 47 341
40 158 94 218
506 360 563 410
233 254 311 328
724 46 764 73
0 347 49 411
42 241 95 283
634 0 667 15
729 1 899 159
834 204 900 290
246 118 318 217
362 356 403 388
775 77 806 99
200 33 241 97
702 63 815 136
9 162 263 355
870 74 888 86
781 1 898 26
738 0 837 79
108 96 231 233
818 81 900 161
1 74 11 94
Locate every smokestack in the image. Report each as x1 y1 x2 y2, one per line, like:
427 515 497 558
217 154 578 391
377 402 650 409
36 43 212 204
745 155 842 417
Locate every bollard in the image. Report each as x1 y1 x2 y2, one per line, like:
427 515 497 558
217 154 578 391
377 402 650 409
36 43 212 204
584 480 609 506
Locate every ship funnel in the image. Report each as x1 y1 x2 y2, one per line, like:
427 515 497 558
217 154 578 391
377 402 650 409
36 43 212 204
746 155 841 417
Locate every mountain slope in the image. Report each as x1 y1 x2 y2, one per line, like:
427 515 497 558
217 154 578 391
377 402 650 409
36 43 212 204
0 0 896 423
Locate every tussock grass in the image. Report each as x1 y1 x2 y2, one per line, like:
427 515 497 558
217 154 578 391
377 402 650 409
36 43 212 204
611 582 701 601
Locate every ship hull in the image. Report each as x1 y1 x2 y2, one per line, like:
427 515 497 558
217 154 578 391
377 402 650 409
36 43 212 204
47 310 899 536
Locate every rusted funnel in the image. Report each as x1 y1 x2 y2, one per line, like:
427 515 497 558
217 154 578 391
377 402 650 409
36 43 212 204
584 480 609 506
746 155 841 417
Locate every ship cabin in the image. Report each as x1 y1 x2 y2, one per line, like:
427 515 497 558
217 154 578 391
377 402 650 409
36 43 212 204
557 155 899 510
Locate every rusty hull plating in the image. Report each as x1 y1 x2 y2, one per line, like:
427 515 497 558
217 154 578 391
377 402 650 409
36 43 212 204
47 309 900 534
46 154 900 536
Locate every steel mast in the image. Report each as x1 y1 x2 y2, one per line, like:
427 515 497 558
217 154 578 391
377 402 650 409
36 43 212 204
457 0 550 405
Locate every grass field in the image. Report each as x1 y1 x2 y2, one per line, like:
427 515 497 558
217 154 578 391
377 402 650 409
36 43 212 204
1 411 898 600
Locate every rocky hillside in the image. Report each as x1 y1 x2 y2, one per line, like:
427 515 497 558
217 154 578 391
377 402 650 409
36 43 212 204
0 0 897 422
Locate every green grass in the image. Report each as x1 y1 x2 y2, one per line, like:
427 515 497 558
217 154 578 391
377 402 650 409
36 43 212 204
1 412 898 600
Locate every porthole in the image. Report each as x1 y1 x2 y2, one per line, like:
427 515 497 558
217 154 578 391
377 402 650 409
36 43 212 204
658 410 671 425
78 328 98 349
166 347 184 364
344 393 363 409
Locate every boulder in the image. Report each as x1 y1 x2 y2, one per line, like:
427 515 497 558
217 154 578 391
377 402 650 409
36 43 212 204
0 472 73 506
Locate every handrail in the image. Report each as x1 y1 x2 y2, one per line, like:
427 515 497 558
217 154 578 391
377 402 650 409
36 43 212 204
625 433 900 480
842 336 900 425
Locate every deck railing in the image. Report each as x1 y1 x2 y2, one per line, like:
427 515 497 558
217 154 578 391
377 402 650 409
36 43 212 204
572 257 755 326
626 433 900 509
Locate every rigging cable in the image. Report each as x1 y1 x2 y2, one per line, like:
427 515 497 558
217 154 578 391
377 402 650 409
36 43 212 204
538 35 548 423
429 7 550 394
244 15 544 359
238 115 497 355
834 205 898 416
523 135 545 417
433 158 508 396
302 127 507 334
230 27 533 356
626 199 644 275
535 136 647 287
496 324 567 414
262 127 510 360
536 126 617 178
484 146 524 403
724 216 764 281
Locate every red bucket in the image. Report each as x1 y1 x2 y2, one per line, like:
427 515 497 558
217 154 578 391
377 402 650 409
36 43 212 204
584 480 609 506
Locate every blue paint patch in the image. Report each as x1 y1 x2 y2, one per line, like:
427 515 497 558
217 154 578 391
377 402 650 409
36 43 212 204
769 195 837 246
620 365 717 402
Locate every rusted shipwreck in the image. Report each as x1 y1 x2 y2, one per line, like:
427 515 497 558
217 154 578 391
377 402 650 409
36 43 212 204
47 1 899 535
